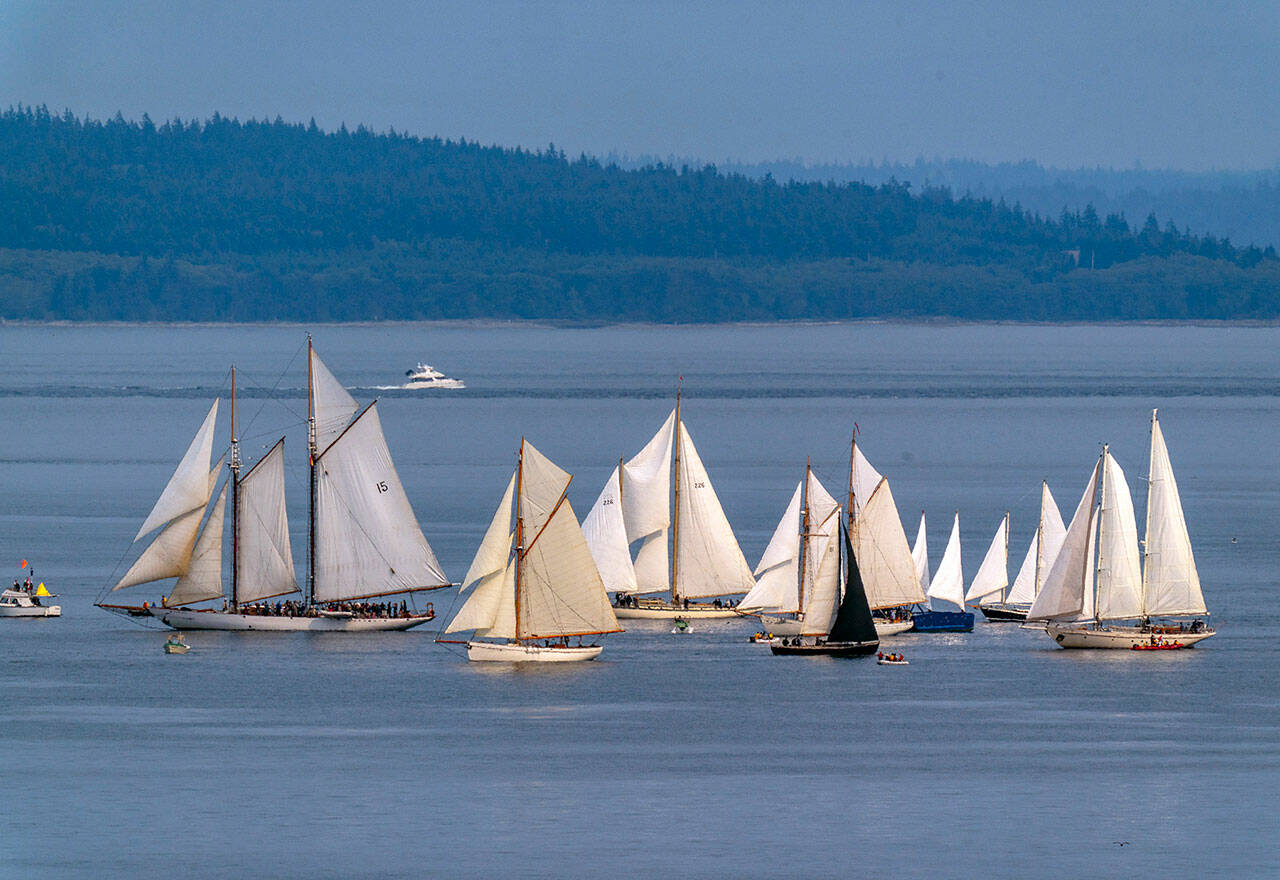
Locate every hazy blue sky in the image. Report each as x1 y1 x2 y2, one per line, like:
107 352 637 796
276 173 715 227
3 0 1276 170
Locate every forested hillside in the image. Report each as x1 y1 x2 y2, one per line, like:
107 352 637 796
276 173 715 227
2 106 1277 322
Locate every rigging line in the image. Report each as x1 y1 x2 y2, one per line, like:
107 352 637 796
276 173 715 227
233 339 307 440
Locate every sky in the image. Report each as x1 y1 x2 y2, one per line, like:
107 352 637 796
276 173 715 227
2 0 1277 171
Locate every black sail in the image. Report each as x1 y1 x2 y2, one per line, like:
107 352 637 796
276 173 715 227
829 519 879 644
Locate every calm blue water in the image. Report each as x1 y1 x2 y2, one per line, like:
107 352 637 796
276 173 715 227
1 322 1277 878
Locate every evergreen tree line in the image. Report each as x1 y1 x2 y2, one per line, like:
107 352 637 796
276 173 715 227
0 106 1276 322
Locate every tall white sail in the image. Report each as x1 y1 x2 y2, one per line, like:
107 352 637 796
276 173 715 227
621 410 675 542
852 478 927 609
965 514 1009 603
739 482 802 613
1095 451 1144 621
1028 459 1101 621
313 403 448 601
912 512 930 593
517 441 620 639
850 444 883 520
113 504 205 591
447 558 515 637
673 422 755 599
799 541 841 636
1143 413 1207 617
1006 532 1039 605
1039 484 1067 587
582 467 639 594
310 347 359 456
804 471 841 587
928 513 965 610
135 400 219 540
168 483 227 606
462 472 516 591
236 440 299 603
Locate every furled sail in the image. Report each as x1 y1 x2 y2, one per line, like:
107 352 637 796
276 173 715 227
852 478 927 609
1027 459 1101 621
135 401 219 540
313 403 449 601
965 514 1009 603
582 467 639 594
236 440 299 603
912 512 930 593
739 482 802 613
517 441 620 639
310 347 359 456
829 520 878 644
168 483 227 606
928 513 965 610
1095 451 1144 621
1142 413 1206 617
673 422 755 599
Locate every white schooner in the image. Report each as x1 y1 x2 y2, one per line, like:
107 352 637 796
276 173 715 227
1026 411 1214 649
845 431 927 636
97 340 451 631
441 439 622 661
582 390 756 619
737 463 842 636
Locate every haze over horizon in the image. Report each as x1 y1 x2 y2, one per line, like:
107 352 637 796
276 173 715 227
3 0 1277 172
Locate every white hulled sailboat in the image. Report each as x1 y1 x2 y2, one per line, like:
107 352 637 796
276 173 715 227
98 341 451 631
441 439 621 661
737 464 841 636
845 432 926 636
1027 411 1214 649
974 483 1066 621
583 389 756 619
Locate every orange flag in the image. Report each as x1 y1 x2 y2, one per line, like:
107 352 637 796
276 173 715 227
20 559 27 569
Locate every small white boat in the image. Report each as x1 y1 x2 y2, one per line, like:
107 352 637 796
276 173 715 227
873 619 913 636
403 362 464 390
466 641 603 662
0 588 61 618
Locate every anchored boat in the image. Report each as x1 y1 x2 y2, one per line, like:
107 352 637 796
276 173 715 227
737 462 842 636
440 439 621 661
583 388 756 619
1027 411 1214 649
770 519 879 657
98 340 451 631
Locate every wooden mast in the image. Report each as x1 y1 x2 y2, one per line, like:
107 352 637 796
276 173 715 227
847 426 857 528
1090 448 1107 625
670 382 683 605
1140 409 1157 622
230 365 241 609
1001 511 1010 604
307 334 317 607
797 460 811 617
1034 481 1046 600
514 439 525 642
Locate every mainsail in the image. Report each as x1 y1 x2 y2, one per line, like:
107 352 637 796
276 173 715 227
851 478 927 609
964 514 1009 604
235 439 298 603
1095 451 1144 621
313 402 449 602
310 347 358 456
1142 411 1207 617
799 539 841 636
928 513 965 610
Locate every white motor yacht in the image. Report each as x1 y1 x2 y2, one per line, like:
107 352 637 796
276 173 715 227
403 362 464 389
0 588 61 618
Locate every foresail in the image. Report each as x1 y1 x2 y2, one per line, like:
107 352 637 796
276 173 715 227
911 512 930 593
1005 531 1038 605
114 504 204 591
965 515 1008 603
739 482 801 612
169 483 227 606
314 404 449 601
1143 415 1207 616
135 400 219 540
852 479 927 608
1027 460 1100 621
448 560 515 637
1039 484 1067 590
462 471 516 591
673 422 755 599
621 410 675 542
582 467 639 594
310 347 359 456
236 440 299 604
928 513 965 610
829 521 878 644
1095 452 1144 621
